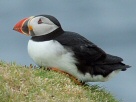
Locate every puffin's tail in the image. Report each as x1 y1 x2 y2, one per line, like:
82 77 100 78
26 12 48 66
93 54 131 77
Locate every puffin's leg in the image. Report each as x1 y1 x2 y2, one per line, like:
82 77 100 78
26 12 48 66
47 67 85 85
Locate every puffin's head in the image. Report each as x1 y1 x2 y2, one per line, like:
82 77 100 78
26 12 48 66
13 15 62 36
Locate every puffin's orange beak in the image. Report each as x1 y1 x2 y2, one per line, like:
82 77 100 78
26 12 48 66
13 16 34 36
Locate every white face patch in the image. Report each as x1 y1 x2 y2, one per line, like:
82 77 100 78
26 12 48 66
28 16 58 36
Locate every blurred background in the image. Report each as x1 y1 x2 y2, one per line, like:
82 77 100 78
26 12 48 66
0 1 136 102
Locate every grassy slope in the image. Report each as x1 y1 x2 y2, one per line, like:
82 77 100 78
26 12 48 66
0 61 119 102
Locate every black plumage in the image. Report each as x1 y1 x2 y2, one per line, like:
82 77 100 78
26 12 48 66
55 32 130 77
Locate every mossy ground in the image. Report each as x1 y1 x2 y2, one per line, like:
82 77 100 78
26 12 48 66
0 61 119 102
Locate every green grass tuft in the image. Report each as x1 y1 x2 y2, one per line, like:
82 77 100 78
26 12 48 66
0 61 119 102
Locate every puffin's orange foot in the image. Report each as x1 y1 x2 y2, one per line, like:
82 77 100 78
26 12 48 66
70 76 85 85
46 67 85 85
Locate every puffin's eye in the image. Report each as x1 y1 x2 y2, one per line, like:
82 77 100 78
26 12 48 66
38 18 43 24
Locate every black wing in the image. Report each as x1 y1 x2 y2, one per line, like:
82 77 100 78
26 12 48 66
55 31 106 63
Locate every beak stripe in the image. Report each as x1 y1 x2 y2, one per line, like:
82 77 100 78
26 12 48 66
28 25 33 31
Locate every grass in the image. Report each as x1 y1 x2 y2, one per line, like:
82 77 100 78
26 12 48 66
0 61 119 102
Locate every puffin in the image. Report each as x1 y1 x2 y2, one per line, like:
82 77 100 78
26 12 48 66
13 14 130 84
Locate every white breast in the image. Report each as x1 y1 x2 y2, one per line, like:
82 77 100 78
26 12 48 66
28 40 79 74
